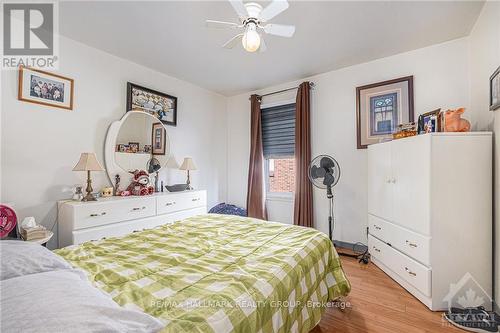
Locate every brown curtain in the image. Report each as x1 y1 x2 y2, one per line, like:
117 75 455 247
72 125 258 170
294 82 313 227
246 94 268 220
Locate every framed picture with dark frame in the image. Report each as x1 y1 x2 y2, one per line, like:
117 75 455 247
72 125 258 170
18 66 74 110
151 122 166 155
356 76 414 149
490 66 500 111
126 82 177 126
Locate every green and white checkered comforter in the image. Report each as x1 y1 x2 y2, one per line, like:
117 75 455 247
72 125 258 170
55 214 350 333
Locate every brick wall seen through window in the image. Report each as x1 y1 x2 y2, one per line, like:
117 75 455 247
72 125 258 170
268 158 295 193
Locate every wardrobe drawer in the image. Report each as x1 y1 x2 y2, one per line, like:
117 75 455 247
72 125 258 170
369 214 431 266
369 235 431 297
72 197 156 230
157 191 207 215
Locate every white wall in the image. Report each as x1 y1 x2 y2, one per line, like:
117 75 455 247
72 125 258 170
468 0 500 310
0 36 227 248
226 38 471 244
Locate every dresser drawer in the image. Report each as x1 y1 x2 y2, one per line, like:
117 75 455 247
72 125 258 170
72 197 156 230
369 235 431 297
156 191 207 215
369 214 431 266
71 207 206 245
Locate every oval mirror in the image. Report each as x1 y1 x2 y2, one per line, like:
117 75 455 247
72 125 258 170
105 111 170 187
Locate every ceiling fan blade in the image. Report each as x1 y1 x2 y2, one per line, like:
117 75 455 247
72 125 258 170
263 24 295 37
259 35 267 52
222 34 243 49
259 0 289 22
229 0 248 18
206 20 240 29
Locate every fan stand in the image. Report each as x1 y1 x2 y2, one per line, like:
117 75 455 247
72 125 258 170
328 194 370 264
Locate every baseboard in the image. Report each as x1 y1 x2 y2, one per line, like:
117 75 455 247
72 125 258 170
334 240 368 253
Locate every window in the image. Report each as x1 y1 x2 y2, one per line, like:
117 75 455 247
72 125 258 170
261 103 296 194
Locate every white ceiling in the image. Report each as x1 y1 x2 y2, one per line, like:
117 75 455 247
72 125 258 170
60 1 484 96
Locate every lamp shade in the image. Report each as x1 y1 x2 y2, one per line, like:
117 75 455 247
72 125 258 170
73 153 105 172
179 157 196 171
166 155 180 169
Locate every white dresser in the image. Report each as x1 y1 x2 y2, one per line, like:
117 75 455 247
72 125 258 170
367 133 492 311
58 190 207 247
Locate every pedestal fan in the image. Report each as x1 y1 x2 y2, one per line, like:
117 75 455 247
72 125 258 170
308 155 369 263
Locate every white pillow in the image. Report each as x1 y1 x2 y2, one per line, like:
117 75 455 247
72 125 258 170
0 269 164 333
0 240 72 280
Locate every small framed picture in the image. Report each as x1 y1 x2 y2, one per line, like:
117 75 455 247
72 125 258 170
152 123 166 155
18 66 74 110
418 109 441 134
490 66 500 111
116 144 126 152
128 142 139 153
144 145 152 153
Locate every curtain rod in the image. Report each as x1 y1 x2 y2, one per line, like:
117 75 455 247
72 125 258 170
251 82 315 100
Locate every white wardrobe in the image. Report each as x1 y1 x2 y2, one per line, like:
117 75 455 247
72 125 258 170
367 132 492 311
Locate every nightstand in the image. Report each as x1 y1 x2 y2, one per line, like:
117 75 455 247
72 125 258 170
23 231 54 247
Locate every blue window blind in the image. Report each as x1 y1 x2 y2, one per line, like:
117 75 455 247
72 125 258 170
261 103 295 158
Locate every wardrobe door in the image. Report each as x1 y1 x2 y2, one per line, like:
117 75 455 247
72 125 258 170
392 135 431 235
367 141 393 222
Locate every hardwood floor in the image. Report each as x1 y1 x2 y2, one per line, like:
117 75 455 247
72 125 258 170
311 253 463 333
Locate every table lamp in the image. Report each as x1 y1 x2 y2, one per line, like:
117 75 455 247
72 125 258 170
179 157 196 190
73 153 105 201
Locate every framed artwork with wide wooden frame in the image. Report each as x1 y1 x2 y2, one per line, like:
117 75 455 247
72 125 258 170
126 82 177 126
151 122 166 155
356 76 414 149
18 66 74 110
490 66 500 111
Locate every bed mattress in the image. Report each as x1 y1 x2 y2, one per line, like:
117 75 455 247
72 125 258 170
56 214 350 333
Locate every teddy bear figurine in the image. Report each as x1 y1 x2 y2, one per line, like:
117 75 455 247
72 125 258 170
126 170 155 196
444 108 470 132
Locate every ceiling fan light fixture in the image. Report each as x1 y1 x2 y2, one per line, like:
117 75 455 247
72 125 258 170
242 23 260 52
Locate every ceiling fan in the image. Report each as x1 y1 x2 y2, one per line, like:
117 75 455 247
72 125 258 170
206 0 295 53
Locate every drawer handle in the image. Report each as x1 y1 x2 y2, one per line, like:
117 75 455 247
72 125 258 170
192 198 200 202
165 201 176 206
132 206 146 211
405 240 418 248
373 225 382 230
90 212 106 217
405 267 417 276
372 246 380 253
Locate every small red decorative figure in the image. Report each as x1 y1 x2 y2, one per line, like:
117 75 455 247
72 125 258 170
126 170 155 196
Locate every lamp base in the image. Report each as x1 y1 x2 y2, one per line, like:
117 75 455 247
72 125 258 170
82 193 97 202
186 170 193 191
82 170 96 201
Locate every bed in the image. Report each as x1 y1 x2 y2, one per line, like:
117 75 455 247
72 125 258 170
55 214 350 333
